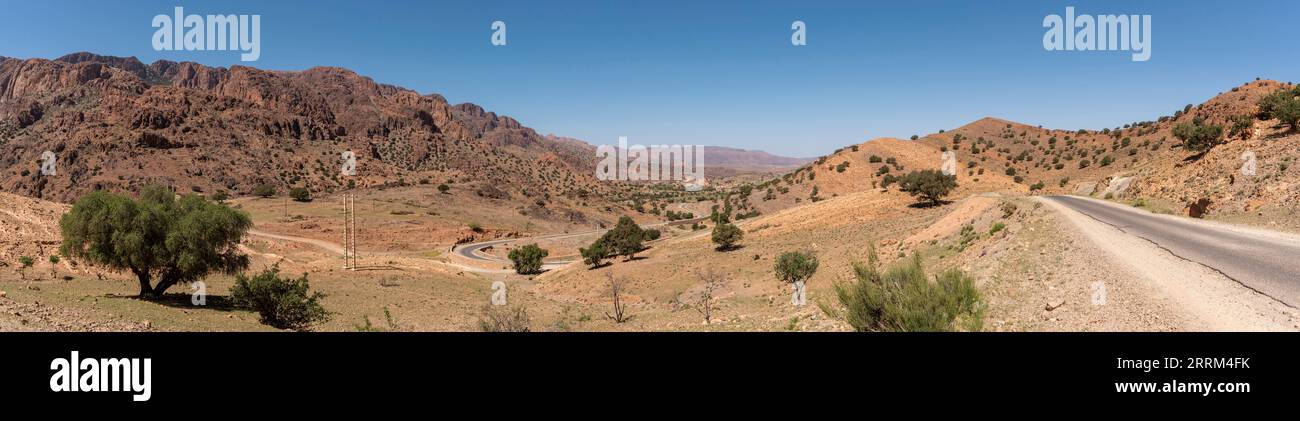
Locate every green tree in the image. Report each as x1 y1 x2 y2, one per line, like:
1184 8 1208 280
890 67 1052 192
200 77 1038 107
48 255 60 279
508 243 548 275
601 216 645 260
289 187 312 202
59 186 252 297
898 169 958 206
774 251 819 285
1259 86 1300 131
17 256 34 280
1172 117 1225 153
580 242 608 269
711 222 743 251
229 264 330 331
437 184 450 194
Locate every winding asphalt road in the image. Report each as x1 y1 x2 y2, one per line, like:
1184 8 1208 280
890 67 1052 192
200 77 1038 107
1044 195 1300 308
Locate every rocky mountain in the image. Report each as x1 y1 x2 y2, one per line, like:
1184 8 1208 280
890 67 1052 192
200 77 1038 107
0 52 606 203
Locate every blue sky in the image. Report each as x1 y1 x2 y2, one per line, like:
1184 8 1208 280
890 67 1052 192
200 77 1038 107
1 0 1297 157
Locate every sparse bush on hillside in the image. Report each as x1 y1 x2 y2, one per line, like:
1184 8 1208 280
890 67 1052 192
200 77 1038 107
229 264 330 331
898 170 958 206
478 305 531 332
508 243 548 275
819 247 983 332
1258 86 1300 131
59 186 251 297
1172 117 1224 153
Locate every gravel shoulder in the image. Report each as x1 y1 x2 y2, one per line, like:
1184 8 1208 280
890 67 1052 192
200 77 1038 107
1037 197 1298 331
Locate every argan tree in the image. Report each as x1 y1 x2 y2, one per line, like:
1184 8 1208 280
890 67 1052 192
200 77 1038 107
508 243 548 275
59 185 252 297
898 169 958 206
17 256 34 280
580 242 608 269
774 251 819 306
711 222 743 251
593 216 645 261
48 255 60 279
1259 85 1300 132
1172 117 1224 153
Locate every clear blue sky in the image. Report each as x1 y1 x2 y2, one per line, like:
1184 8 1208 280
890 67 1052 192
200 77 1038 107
2 0 1297 157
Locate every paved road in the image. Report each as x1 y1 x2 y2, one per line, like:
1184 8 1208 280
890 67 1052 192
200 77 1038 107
454 217 707 265
1044 195 1300 307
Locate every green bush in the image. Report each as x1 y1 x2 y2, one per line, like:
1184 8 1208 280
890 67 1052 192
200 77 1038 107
989 222 1006 235
820 248 983 332
252 184 276 198
508 243 548 275
230 265 330 331
289 187 312 202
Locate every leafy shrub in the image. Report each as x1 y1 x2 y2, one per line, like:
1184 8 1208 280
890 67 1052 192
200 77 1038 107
252 184 277 198
989 222 1006 235
230 265 330 331
820 248 983 332
289 187 312 202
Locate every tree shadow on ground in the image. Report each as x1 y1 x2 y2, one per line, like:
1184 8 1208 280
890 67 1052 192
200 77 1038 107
908 200 953 209
105 292 239 312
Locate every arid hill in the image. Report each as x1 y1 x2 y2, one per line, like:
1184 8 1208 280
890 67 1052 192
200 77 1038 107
911 79 1300 217
0 52 606 204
